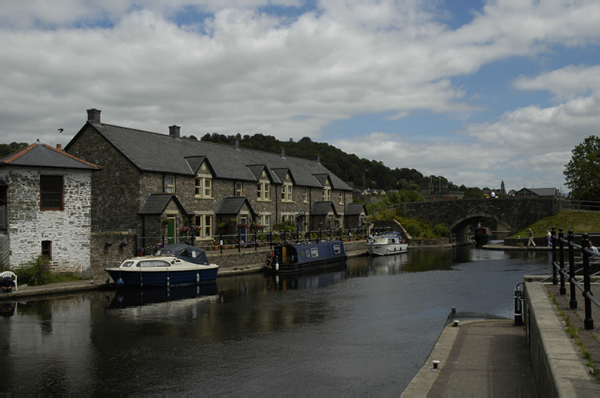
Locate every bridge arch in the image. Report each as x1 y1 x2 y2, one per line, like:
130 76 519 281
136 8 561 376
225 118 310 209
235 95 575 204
401 198 559 235
449 213 511 235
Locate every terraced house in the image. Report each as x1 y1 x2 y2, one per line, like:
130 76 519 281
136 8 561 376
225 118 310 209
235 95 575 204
66 109 364 267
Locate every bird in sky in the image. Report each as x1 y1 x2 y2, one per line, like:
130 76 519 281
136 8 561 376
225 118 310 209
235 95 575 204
58 128 64 133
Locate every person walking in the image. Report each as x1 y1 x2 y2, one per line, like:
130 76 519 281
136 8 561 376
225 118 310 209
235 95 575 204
547 230 552 247
528 228 536 247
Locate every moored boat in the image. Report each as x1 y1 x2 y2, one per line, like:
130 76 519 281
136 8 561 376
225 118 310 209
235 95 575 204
366 232 408 256
105 244 219 287
263 240 347 273
473 227 491 244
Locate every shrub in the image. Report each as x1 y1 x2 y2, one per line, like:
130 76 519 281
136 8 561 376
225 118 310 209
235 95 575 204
18 255 52 286
433 224 450 237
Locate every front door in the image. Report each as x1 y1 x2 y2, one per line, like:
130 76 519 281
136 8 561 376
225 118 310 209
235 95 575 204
166 216 176 245
240 216 247 243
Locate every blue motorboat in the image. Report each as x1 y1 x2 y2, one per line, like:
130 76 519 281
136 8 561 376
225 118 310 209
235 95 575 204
105 244 219 287
263 240 347 273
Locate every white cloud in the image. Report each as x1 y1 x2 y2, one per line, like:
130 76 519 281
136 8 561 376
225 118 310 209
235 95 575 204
1 0 600 192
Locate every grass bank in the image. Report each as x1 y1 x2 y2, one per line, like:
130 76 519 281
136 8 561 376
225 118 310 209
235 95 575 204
511 210 600 238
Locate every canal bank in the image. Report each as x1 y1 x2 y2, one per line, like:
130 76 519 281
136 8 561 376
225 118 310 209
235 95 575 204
403 279 600 396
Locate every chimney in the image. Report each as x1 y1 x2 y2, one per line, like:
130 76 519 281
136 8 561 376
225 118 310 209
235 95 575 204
313 154 320 163
56 144 62 150
169 125 180 138
87 108 101 124
230 136 240 150
277 146 285 158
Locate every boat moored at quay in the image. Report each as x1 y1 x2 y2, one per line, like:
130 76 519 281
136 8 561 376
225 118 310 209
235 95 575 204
263 240 347 273
366 232 408 256
105 244 219 287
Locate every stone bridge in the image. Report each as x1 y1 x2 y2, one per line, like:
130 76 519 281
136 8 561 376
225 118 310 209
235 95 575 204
400 198 559 234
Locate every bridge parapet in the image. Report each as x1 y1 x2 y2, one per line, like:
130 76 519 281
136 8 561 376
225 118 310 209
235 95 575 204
400 198 559 234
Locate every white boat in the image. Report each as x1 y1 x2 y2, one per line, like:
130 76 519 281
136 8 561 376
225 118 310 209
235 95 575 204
366 233 408 256
106 244 219 287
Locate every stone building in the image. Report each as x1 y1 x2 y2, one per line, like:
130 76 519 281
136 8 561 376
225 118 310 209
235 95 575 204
0 143 100 270
65 109 358 266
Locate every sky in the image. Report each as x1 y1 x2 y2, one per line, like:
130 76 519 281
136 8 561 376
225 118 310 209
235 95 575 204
2 0 600 193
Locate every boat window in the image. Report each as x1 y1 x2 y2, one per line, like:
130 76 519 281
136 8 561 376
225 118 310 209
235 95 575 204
137 260 170 268
310 248 319 257
155 249 174 256
121 261 134 268
333 245 341 254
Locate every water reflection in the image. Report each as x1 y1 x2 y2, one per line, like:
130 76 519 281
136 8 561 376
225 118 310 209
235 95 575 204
0 246 552 395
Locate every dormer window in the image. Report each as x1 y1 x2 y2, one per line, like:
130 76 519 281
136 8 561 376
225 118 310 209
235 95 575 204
322 187 331 201
281 183 293 202
195 165 213 199
166 176 175 193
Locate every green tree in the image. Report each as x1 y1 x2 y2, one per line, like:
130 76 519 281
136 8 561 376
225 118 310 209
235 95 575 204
564 136 600 199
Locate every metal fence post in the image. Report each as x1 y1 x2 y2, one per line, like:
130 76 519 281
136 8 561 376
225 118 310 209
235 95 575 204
568 230 577 310
559 228 566 295
219 233 223 254
581 233 594 330
551 227 557 285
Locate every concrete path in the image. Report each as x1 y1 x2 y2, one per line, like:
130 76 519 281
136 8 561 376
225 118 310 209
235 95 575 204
402 320 537 397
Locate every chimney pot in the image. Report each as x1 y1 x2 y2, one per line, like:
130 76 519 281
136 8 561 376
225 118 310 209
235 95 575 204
230 136 240 149
169 125 180 138
277 146 285 157
56 144 62 150
87 108 101 124
313 154 320 163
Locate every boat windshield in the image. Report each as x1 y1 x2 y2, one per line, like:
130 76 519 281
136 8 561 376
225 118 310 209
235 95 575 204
121 261 134 268
373 237 389 244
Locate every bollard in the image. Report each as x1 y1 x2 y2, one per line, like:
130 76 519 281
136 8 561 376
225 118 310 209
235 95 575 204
514 282 524 326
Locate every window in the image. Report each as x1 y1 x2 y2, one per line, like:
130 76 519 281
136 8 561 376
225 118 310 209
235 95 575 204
257 182 270 201
195 176 212 198
194 214 213 237
281 183 293 202
258 214 271 231
235 182 243 197
303 187 308 203
339 191 344 205
322 187 331 201
40 175 63 210
166 176 175 193
42 240 52 260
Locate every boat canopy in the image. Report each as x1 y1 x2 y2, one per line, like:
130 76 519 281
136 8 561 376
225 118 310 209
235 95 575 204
156 244 210 265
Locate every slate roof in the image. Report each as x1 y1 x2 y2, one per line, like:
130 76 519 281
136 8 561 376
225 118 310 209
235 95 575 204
514 187 559 197
67 121 352 190
345 202 367 216
311 201 339 216
0 143 100 170
138 194 191 215
215 197 257 216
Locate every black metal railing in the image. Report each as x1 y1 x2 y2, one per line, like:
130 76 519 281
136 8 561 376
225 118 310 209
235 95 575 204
137 226 371 256
549 227 600 330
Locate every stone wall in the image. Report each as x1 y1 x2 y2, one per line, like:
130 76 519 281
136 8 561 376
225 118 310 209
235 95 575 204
401 198 559 234
90 230 137 272
5 168 93 271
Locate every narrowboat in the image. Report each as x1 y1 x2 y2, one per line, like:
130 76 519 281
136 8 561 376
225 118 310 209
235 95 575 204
263 240 347 273
473 227 491 244
105 244 219 287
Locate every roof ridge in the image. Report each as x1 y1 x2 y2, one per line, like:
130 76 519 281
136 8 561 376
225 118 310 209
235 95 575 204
1 143 38 164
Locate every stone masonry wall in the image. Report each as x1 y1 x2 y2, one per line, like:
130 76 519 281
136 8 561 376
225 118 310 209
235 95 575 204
6 168 93 271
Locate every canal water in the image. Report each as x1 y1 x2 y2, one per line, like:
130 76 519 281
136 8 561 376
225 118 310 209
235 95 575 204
0 246 550 395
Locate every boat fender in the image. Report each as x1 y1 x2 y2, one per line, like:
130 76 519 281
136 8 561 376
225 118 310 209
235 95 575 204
275 257 279 271
116 278 124 285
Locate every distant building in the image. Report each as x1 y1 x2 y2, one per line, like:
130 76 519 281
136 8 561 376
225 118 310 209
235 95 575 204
420 181 464 201
513 187 560 198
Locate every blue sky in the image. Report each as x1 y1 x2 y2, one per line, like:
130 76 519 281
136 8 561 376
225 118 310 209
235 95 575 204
2 1 600 193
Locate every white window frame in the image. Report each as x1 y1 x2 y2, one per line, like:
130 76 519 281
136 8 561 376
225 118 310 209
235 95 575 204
235 182 243 197
257 181 270 201
281 183 293 202
194 214 213 237
323 187 331 201
166 175 175 193
195 175 213 199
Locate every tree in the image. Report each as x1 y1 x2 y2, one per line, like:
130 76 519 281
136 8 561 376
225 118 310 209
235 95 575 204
564 136 600 199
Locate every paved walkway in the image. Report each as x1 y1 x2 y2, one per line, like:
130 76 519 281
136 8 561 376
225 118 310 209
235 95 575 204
403 281 600 397
402 320 537 397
